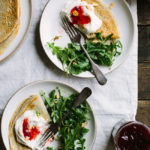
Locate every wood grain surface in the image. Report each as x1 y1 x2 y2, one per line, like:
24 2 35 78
138 63 150 100
137 0 150 25
136 100 150 125
138 26 150 63
136 0 150 127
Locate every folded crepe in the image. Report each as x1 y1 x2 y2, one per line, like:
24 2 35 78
84 0 120 39
0 0 20 54
9 95 51 150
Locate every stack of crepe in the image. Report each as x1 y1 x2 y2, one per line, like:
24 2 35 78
9 95 51 150
0 0 20 55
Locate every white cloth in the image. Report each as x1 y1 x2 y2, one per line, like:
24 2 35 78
0 0 137 149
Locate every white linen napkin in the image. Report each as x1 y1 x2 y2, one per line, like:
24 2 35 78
0 0 137 149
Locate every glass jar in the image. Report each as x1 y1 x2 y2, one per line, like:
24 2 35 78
112 120 150 150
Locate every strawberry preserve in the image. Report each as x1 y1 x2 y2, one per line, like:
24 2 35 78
70 6 91 25
23 118 40 140
113 121 150 150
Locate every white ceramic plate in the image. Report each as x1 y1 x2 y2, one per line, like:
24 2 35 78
0 0 32 63
40 0 135 78
1 80 96 150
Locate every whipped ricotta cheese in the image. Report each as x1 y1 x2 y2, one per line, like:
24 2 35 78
62 0 102 34
15 110 49 149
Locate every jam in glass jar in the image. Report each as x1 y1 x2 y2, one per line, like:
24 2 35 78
112 120 150 150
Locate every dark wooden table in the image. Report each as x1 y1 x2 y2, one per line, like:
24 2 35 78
136 0 150 126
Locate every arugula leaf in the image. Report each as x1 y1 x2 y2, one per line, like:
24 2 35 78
48 33 122 75
35 110 41 117
47 147 53 150
41 88 89 150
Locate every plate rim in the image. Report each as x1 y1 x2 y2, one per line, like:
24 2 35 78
0 0 32 63
1 80 97 150
39 0 136 78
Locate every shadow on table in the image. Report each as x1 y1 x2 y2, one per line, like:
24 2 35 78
104 136 115 150
0 118 7 150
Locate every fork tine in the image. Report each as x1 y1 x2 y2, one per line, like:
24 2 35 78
38 125 51 142
63 16 77 37
39 131 53 146
38 132 54 149
61 14 72 35
42 132 54 146
61 14 68 31
61 13 81 43
62 16 74 39
61 14 78 39
64 16 78 36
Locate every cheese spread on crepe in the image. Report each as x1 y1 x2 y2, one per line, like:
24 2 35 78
62 0 120 39
0 0 20 55
9 95 51 150
62 0 102 34
15 110 49 149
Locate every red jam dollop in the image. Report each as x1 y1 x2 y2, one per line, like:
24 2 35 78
70 6 91 25
117 122 150 150
23 118 40 140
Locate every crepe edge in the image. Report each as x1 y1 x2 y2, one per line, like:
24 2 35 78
0 0 21 44
85 0 120 39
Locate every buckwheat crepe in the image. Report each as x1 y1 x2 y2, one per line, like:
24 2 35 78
9 95 51 150
0 0 20 54
84 0 120 39
0 23 20 55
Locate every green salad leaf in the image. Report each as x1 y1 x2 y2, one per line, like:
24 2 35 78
41 87 90 150
47 148 53 150
48 33 123 75
35 110 41 117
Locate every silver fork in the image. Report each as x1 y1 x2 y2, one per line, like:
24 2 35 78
61 13 107 85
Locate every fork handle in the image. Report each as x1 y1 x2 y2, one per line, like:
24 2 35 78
80 43 107 85
58 87 92 125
